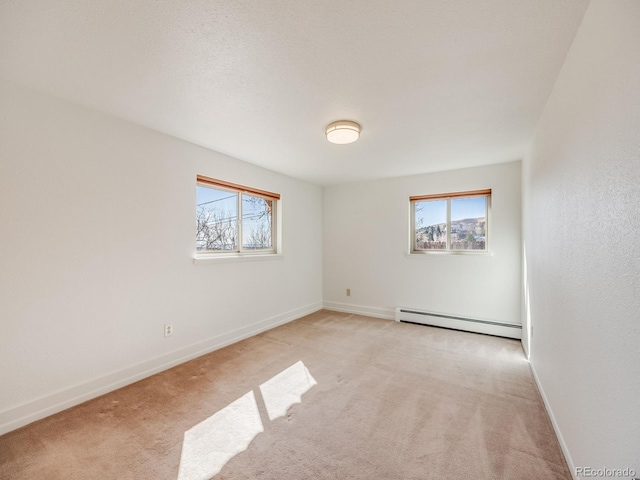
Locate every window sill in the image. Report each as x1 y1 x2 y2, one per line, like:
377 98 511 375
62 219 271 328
193 253 283 265
406 250 492 257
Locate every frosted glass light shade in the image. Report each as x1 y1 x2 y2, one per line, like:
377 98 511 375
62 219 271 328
325 120 360 144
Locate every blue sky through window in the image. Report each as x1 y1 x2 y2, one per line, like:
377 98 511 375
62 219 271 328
451 196 486 221
416 196 485 228
196 186 237 217
415 200 446 228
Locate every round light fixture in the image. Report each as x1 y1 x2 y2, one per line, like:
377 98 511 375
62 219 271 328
325 120 360 144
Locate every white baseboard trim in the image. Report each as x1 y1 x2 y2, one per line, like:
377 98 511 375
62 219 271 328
529 362 577 480
0 302 322 436
395 308 522 340
322 301 395 320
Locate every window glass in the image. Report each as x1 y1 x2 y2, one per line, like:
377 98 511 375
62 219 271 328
414 200 447 250
242 194 273 250
196 176 278 255
196 185 238 251
410 190 490 253
450 196 486 251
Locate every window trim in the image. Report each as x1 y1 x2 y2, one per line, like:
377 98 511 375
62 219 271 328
196 175 279 256
410 189 491 255
196 175 280 201
409 188 491 202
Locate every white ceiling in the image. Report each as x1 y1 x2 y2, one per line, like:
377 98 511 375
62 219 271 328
0 1 590 186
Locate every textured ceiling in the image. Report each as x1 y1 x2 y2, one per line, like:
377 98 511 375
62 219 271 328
0 1 590 185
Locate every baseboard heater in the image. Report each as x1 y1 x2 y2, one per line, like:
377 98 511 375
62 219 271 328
395 308 522 340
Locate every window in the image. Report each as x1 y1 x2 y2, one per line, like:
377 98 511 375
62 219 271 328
196 175 279 254
410 189 490 253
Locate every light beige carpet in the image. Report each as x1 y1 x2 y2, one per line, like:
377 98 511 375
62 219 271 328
0 311 571 479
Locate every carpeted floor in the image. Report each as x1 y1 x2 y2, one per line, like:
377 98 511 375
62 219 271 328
0 310 571 479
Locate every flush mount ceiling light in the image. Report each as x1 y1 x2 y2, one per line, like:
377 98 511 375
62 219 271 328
325 120 360 144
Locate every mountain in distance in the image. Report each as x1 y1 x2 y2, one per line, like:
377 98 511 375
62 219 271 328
417 216 486 246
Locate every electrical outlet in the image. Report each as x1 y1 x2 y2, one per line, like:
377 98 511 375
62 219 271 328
346 288 351 296
164 324 173 337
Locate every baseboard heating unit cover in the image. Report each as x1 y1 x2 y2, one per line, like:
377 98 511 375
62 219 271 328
395 308 522 339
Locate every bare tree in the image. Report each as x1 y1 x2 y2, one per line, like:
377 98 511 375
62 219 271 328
197 195 273 251
242 196 272 249
196 207 237 250
246 219 272 249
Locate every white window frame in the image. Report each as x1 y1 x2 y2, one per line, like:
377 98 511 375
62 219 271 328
410 189 491 254
196 175 279 256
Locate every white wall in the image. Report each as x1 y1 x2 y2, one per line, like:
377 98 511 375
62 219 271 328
0 80 323 434
323 161 521 325
523 0 640 476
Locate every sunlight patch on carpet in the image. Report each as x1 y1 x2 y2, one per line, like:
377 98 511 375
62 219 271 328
177 390 264 480
260 360 317 421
